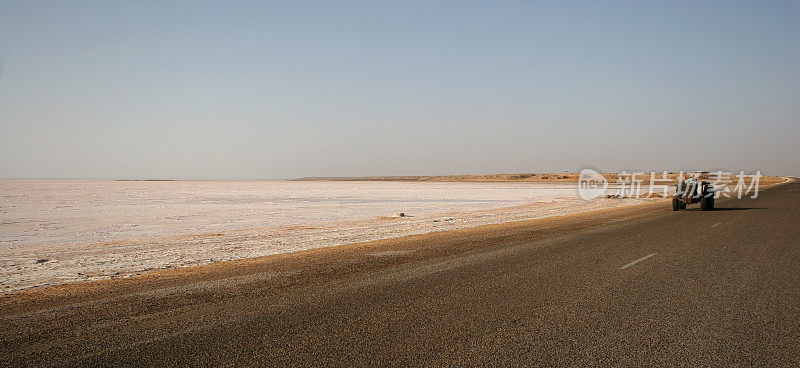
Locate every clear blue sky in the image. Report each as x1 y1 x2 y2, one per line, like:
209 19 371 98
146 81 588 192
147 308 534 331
1 1 798 179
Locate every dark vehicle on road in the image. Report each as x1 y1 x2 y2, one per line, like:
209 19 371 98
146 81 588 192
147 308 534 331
673 178 715 211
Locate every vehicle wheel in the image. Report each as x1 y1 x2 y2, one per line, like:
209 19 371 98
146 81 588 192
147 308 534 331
680 202 687 209
708 196 714 210
673 198 680 211
701 196 711 211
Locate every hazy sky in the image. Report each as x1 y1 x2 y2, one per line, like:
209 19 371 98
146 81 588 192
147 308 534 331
1 1 798 179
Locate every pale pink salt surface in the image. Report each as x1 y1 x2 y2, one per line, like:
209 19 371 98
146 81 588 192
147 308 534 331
0 180 666 292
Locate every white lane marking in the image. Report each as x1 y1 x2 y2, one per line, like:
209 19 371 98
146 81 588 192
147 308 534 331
619 253 657 270
710 222 721 228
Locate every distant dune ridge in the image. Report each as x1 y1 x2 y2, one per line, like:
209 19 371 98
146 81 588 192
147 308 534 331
294 172 786 184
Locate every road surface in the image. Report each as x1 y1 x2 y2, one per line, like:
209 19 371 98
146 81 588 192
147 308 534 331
2 182 798 367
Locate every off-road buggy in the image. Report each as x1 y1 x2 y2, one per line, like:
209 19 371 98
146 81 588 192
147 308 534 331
673 178 716 211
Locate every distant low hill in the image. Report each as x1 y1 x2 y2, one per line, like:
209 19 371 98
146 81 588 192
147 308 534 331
295 173 582 182
294 173 787 184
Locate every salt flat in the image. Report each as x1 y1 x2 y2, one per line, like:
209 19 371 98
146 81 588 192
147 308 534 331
0 180 662 292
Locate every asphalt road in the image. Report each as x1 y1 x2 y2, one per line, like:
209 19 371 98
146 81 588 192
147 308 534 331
2 183 798 367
